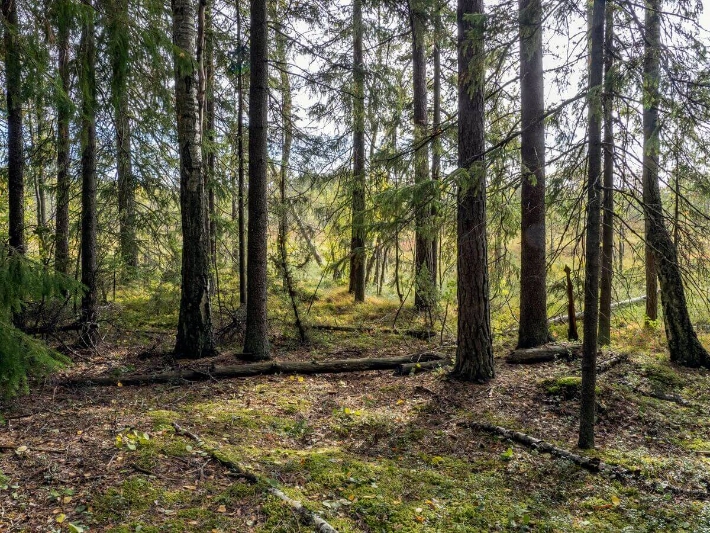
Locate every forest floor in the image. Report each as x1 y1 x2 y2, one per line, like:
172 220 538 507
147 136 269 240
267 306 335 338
1 288 710 532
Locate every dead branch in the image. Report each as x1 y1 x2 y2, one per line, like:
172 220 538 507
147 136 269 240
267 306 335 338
173 423 338 533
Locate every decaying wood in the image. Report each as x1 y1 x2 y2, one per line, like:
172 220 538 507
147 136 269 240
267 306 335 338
506 344 579 364
62 353 445 387
312 324 435 339
466 421 709 499
173 423 338 533
395 358 451 375
548 295 647 326
596 352 628 374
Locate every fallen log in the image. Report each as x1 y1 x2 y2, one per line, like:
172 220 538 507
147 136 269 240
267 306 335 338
173 423 337 533
506 344 579 364
395 359 451 375
312 324 435 339
62 352 445 387
596 353 628 374
465 421 709 499
548 295 647 325
311 324 374 333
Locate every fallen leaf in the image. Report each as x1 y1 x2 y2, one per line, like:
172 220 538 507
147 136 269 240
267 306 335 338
611 495 621 506
56 513 66 523
217 505 227 513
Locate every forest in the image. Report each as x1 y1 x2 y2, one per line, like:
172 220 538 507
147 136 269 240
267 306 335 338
1 0 710 529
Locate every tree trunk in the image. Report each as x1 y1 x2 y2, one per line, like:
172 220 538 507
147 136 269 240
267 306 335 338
643 3 658 327
453 0 494 383
349 0 366 302
204 3 217 264
517 0 548 348
431 2 441 290
276 29 307 344
109 0 138 271
236 4 247 306
578 0 605 450
3 0 24 255
598 3 615 346
80 2 99 346
564 265 579 341
243 0 270 360
410 0 433 311
642 0 710 368
171 0 216 358
55 1 71 274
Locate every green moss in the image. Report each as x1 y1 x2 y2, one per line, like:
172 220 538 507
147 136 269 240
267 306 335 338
145 409 180 429
93 477 158 520
541 376 601 399
643 362 685 389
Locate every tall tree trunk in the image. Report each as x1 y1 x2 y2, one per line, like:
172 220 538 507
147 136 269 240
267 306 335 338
410 0 433 311
243 0 270 359
205 2 217 264
80 1 99 346
598 2 615 346
517 0 548 348
236 3 247 306
172 0 215 358
109 0 138 270
642 0 710 368
3 0 24 255
55 0 71 274
276 31 307 343
453 0 494 383
578 0 606 450
349 0 366 302
431 2 441 288
643 2 658 327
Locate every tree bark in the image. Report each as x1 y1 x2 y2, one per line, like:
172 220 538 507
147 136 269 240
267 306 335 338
242 0 270 359
517 0 548 348
643 5 658 328
564 264 579 341
349 0 366 302
453 0 494 383
276 28 307 344
3 0 24 255
578 0 605 450
410 0 433 311
109 0 138 271
171 0 216 358
642 0 710 368
506 345 578 364
598 2 615 346
236 4 247 306
80 1 99 346
431 2 441 289
204 2 217 264
55 0 71 274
